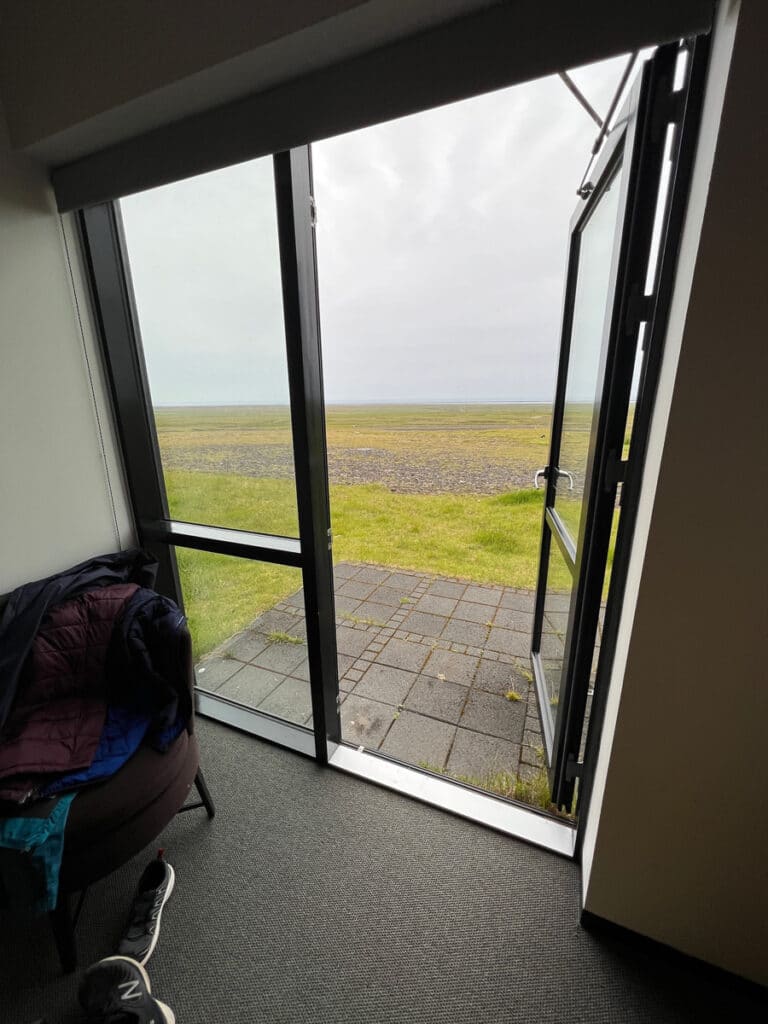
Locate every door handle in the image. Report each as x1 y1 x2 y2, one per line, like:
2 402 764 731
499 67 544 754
535 468 574 490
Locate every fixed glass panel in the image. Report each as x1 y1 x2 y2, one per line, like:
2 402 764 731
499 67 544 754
555 163 624 545
539 541 574 710
120 157 299 538
181 550 311 727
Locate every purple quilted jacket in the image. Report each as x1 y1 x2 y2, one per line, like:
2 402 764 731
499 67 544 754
0 584 138 801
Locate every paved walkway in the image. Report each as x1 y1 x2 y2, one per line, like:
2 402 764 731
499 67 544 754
196 563 547 790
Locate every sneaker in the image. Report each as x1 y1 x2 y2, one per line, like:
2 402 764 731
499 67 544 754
116 852 176 965
78 956 175 1023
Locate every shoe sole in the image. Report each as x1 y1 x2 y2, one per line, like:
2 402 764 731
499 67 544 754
91 957 175 1023
139 862 176 966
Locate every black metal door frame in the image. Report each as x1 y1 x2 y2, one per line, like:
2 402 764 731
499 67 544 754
78 146 340 764
532 39 707 810
532 36 712 811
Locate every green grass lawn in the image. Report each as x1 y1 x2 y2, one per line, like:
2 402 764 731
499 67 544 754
156 403 622 658
167 470 546 657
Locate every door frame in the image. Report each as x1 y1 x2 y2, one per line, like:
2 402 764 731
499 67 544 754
531 37 710 810
78 146 340 764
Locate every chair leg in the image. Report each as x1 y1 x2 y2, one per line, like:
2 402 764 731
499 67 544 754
194 768 216 819
49 891 77 974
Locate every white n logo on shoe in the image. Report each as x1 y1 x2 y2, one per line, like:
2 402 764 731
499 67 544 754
118 979 142 1001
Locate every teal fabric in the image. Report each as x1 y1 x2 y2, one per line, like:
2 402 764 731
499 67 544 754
0 793 76 913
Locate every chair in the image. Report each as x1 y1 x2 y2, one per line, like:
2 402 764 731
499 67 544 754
0 593 214 974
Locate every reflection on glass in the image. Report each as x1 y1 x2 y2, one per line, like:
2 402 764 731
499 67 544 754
556 163 624 545
182 550 311 727
539 543 573 709
120 157 299 538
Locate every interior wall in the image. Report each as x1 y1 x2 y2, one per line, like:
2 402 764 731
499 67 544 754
581 0 768 985
0 103 134 594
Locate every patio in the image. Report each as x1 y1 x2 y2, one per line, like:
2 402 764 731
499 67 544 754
195 562 552 793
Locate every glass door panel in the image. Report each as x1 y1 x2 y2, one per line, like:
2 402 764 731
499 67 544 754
119 156 300 539
533 154 627 767
531 42 686 809
188 552 313 728
555 164 624 546
539 544 574 710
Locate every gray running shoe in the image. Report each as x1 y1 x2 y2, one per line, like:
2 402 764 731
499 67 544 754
116 853 176 966
78 956 175 1023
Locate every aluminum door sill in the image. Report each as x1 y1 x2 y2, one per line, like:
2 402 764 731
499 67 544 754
196 690 316 757
329 743 576 858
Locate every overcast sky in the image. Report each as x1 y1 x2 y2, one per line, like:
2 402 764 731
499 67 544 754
121 52 638 406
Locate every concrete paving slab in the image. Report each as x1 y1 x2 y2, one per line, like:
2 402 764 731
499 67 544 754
375 638 430 673
217 664 285 706
493 607 534 632
474 658 529 695
463 585 501 606
380 711 455 768
447 728 521 778
252 641 308 675
257 676 312 725
256 609 305 635
414 594 458 616
453 600 495 624
423 648 479 687
349 600 395 624
460 689 526 744
223 633 269 662
404 676 468 724
485 626 530 656
440 618 489 646
341 694 394 747
195 658 244 692
401 610 448 637
368 585 412 607
337 580 377 600
334 595 363 615
426 579 467 599
354 566 393 584
336 626 375 658
499 590 535 611
334 563 359 579
354 662 416 706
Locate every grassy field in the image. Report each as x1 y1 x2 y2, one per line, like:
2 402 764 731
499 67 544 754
155 404 614 657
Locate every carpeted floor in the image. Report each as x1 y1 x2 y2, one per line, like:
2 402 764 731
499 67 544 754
2 719 764 1023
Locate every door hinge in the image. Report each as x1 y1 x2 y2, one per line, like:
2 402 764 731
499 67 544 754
565 755 583 782
327 527 333 551
604 449 627 491
310 196 317 227
624 283 654 337
651 79 684 142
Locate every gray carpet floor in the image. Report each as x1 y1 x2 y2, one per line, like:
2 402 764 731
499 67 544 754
2 719 764 1023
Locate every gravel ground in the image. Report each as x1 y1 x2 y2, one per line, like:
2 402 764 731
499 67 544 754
161 443 538 495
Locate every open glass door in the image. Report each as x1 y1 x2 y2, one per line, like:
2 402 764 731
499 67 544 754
531 40 697 809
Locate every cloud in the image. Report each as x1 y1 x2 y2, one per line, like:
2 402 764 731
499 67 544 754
120 52 640 406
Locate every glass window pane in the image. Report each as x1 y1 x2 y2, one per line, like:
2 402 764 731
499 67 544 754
120 157 299 538
539 540 574 709
181 550 311 727
555 163 624 545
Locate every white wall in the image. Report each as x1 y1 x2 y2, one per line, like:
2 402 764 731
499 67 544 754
0 103 133 593
581 0 768 985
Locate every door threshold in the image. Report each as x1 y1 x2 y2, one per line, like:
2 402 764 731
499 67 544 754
196 690 316 757
328 743 576 858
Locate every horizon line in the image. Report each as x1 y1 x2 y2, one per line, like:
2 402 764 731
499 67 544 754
153 398 556 408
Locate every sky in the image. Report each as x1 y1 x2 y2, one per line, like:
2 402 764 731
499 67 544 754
120 52 641 407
